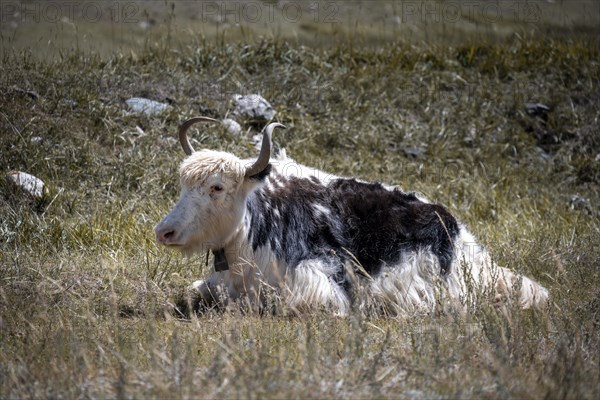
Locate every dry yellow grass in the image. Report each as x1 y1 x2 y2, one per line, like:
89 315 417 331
1 1 599 398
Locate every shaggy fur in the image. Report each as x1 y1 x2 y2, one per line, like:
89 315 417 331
156 148 549 315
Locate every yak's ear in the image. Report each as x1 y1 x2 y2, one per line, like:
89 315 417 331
247 163 272 182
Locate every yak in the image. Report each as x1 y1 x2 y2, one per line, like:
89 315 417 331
155 117 549 315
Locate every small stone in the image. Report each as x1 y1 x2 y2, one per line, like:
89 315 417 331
61 98 78 109
6 171 46 199
569 195 592 212
232 94 276 121
525 102 550 117
536 147 552 161
403 389 433 400
402 146 427 159
125 97 170 116
250 133 263 150
11 86 39 100
222 118 242 135
30 136 43 144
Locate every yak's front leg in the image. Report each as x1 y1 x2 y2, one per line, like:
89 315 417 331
175 276 227 316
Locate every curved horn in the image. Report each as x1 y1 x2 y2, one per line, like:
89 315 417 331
245 123 286 177
178 116 218 155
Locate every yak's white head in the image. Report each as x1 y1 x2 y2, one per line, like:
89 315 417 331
155 117 284 255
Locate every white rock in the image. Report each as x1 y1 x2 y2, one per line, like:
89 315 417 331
525 102 550 116
222 118 242 135
232 94 276 121
251 133 263 149
7 171 45 199
125 97 170 116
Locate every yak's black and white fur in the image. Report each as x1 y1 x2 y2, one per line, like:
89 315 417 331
155 121 549 315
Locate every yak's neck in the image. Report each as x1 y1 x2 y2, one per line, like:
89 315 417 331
217 191 268 272
243 185 270 249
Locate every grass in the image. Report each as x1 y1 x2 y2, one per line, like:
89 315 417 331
1 1 600 398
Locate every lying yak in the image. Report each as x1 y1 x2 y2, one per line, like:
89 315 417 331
155 117 549 315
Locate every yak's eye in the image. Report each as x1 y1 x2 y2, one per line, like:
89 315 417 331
212 184 223 192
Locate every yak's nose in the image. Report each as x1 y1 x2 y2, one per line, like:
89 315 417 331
155 226 175 244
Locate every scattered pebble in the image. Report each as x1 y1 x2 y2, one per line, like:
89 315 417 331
11 86 39 100
126 97 170 116
6 171 46 199
569 195 599 216
232 94 276 121
222 118 242 135
403 389 437 400
525 102 550 117
402 146 427 159
569 195 593 213
536 146 552 161
30 136 43 144
250 133 263 150
61 98 78 109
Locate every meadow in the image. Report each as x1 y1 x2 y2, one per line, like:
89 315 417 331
1 1 599 398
